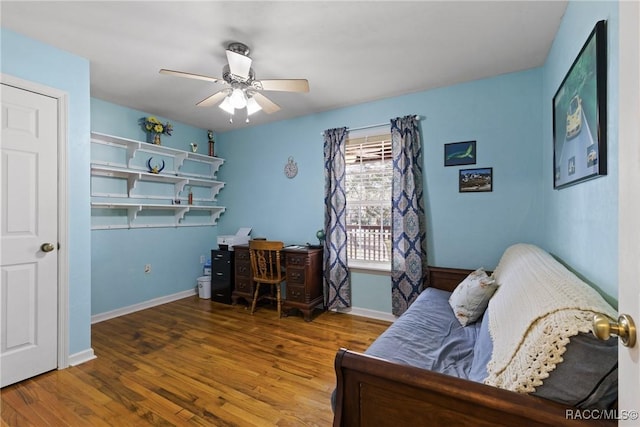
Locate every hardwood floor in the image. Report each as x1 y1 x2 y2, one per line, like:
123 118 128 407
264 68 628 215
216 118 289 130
1 297 390 426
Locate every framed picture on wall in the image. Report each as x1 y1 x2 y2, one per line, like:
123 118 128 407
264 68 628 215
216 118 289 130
552 20 607 189
459 167 492 193
444 141 476 166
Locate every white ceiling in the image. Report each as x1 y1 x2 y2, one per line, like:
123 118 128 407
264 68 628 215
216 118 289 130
1 1 567 133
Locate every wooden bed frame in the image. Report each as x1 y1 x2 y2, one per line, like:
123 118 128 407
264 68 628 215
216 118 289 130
332 267 616 426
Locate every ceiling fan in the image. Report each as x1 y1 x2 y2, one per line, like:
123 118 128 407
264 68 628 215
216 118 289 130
160 42 309 121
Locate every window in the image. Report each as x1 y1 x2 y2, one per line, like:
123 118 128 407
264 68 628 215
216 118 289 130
345 130 392 266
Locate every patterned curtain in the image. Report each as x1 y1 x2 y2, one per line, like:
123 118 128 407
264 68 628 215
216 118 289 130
390 115 428 316
323 127 350 309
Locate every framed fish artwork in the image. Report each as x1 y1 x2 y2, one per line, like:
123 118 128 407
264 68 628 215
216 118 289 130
444 141 476 167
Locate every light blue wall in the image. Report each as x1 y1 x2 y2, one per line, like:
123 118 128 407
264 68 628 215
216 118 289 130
90 99 219 314
91 98 211 151
217 68 545 312
1 28 92 354
541 1 618 300
2 0 619 328
218 69 544 268
350 271 393 313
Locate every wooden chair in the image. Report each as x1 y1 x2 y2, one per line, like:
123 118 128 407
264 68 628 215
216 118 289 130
248 240 285 317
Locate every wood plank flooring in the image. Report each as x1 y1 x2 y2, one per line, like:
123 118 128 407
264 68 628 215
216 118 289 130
1 296 391 426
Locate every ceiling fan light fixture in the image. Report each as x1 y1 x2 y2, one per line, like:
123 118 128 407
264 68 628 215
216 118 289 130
246 97 262 116
229 88 247 109
219 97 235 114
160 40 306 123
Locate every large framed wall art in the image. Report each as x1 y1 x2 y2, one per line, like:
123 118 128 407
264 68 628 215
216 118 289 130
552 20 607 189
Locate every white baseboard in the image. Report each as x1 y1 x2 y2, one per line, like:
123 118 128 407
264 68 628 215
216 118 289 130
333 306 396 323
91 288 197 324
68 348 96 366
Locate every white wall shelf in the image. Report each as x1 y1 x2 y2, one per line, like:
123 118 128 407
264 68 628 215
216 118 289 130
90 132 226 229
90 164 224 200
91 202 226 229
91 131 224 177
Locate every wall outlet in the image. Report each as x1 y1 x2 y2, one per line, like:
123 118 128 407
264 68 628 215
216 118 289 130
144 264 151 274
200 255 206 264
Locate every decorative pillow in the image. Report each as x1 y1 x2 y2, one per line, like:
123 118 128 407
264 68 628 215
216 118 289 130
449 268 498 326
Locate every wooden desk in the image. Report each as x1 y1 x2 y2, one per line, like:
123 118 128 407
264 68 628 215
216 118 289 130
231 245 324 321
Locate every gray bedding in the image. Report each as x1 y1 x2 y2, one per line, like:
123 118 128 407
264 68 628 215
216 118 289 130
334 284 617 411
365 287 481 380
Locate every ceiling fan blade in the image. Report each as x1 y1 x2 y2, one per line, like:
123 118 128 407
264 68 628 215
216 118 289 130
159 69 221 84
255 79 309 93
226 50 252 80
252 92 281 114
196 90 229 107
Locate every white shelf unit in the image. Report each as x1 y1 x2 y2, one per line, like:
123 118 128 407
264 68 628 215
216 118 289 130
90 132 226 229
91 202 226 229
91 131 224 177
90 164 225 200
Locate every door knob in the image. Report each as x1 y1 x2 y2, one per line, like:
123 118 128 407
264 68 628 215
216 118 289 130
593 313 636 348
41 243 55 253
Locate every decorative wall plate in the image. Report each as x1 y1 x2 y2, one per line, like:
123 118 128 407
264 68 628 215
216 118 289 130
284 156 298 178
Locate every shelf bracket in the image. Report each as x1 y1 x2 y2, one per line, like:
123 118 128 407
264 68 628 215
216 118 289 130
212 207 226 223
208 182 224 201
127 205 143 225
127 173 141 196
174 152 188 170
210 162 222 177
175 179 188 199
126 143 140 168
175 207 189 224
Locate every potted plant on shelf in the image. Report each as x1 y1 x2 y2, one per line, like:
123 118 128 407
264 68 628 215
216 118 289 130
140 116 173 145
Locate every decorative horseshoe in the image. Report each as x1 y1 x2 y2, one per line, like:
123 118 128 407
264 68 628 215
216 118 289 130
146 157 165 174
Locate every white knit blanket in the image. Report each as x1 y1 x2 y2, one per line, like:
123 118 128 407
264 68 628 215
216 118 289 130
485 243 616 393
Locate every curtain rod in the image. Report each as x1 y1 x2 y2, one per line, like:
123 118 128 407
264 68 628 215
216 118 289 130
321 115 422 136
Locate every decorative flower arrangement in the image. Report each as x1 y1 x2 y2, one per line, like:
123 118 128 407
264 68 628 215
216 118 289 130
140 116 173 135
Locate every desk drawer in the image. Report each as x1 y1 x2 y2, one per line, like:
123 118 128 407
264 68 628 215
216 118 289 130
235 261 251 279
235 278 254 294
287 253 308 267
286 284 307 303
235 249 250 262
287 267 305 285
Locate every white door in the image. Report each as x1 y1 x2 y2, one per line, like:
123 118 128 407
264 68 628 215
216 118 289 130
618 2 640 424
1 83 59 387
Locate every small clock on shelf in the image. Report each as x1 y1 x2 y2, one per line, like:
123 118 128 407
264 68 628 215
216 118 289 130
284 156 298 179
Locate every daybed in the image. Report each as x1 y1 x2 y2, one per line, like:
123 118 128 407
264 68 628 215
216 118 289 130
333 243 618 426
